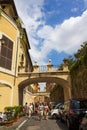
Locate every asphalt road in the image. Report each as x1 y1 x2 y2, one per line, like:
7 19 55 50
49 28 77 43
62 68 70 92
0 116 68 130
19 116 68 130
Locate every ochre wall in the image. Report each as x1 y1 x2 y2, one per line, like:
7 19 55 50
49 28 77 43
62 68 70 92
0 14 19 112
0 15 17 40
0 85 11 112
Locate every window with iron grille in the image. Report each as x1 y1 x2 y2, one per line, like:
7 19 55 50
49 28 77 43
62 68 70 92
0 35 13 70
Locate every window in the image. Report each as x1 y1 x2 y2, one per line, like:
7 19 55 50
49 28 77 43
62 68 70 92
0 35 13 70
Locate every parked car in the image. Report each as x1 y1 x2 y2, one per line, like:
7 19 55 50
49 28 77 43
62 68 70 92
60 98 87 130
50 103 63 119
79 113 87 130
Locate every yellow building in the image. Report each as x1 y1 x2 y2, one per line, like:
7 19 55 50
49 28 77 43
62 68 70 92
31 83 40 93
0 0 33 112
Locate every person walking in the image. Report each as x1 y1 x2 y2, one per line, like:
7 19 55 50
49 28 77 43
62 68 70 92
24 102 29 117
38 103 44 121
44 103 49 120
28 103 33 119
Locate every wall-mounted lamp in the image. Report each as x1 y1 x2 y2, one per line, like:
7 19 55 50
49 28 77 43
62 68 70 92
0 38 5 54
0 33 5 45
0 38 5 45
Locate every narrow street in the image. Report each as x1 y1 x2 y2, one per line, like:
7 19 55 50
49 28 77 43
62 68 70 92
0 116 68 130
18 116 68 130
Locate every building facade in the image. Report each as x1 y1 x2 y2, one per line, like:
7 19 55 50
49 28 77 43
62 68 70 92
0 0 33 112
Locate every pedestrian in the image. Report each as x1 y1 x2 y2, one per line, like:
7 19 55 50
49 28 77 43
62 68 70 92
31 102 34 115
44 103 49 120
38 103 44 121
28 103 33 118
24 102 29 117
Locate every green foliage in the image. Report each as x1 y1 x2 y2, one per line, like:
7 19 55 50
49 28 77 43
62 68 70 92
20 28 27 43
4 105 22 120
13 105 22 117
16 18 22 28
7 115 14 121
83 53 87 64
58 64 63 70
66 56 75 70
50 85 61 96
16 17 27 43
4 106 13 112
67 42 87 72
74 42 87 60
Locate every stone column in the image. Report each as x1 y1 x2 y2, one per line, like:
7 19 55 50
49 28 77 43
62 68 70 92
63 58 69 71
47 59 53 71
33 61 39 72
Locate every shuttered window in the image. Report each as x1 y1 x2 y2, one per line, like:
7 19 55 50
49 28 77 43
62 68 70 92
0 35 13 70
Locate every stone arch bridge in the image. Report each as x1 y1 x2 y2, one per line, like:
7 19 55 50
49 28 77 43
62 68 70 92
18 60 72 105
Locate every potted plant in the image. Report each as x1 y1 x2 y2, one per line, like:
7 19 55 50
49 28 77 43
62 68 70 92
13 106 22 120
5 116 14 127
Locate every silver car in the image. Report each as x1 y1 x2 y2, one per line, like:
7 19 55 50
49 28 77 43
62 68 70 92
50 103 63 119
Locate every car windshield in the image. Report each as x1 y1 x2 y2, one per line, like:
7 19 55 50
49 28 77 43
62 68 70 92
72 100 87 109
55 103 62 109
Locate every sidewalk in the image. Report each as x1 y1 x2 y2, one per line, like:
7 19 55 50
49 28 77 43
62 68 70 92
0 116 27 130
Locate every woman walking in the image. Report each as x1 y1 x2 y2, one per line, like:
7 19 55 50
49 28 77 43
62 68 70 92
38 103 44 121
44 103 49 120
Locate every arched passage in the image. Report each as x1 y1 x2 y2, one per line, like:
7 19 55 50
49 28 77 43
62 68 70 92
18 76 71 105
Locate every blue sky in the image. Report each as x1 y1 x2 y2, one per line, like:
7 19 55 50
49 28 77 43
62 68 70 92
43 0 85 25
14 0 87 90
14 0 87 65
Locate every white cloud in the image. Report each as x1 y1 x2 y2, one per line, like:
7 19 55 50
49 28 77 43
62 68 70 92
15 0 45 33
37 25 53 39
36 10 87 58
14 0 87 65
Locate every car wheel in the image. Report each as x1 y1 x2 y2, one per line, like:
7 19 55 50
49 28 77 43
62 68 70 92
60 116 64 122
66 119 73 130
52 114 57 119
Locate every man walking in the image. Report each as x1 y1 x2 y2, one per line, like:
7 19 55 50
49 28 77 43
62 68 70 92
38 103 44 121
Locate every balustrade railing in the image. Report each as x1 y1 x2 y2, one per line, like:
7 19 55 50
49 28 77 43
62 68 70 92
39 65 47 72
38 65 59 72
18 62 69 73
